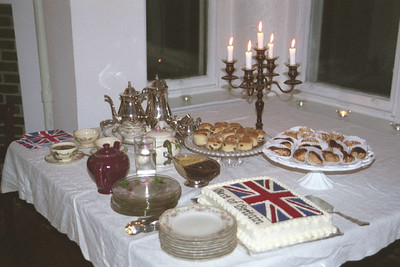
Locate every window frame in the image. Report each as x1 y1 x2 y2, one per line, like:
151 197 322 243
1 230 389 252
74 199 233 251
297 0 400 121
146 0 220 98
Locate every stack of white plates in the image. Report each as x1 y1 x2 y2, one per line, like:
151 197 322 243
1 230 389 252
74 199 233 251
159 204 237 260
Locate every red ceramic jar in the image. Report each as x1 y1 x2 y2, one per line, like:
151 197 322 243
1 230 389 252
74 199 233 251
87 142 130 194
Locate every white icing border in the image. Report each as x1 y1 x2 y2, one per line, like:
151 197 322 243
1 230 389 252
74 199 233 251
199 176 337 253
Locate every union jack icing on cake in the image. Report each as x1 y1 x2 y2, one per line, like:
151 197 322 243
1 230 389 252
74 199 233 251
198 177 338 253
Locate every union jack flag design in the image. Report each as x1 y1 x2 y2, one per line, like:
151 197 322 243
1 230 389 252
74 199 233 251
17 129 74 149
223 178 322 223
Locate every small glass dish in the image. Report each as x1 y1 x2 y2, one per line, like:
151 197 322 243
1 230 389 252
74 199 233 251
111 175 181 216
336 109 351 118
172 153 220 188
390 122 400 132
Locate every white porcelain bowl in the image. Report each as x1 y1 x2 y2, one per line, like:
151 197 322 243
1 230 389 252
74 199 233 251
50 142 79 162
73 128 100 147
95 137 123 150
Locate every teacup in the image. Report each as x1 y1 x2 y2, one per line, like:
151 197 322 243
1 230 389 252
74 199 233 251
50 142 79 162
95 137 123 150
73 128 100 147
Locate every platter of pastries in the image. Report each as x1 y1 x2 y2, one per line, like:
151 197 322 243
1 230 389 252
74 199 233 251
263 126 375 172
184 122 266 157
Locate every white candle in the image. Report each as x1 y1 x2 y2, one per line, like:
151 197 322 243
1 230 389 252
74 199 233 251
267 33 274 59
257 21 264 49
227 37 234 61
245 40 253 69
289 39 296 65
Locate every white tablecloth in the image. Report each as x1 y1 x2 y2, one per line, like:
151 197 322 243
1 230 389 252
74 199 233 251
3 96 400 267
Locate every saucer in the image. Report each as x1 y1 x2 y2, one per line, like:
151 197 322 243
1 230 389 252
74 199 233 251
90 145 128 155
45 151 85 164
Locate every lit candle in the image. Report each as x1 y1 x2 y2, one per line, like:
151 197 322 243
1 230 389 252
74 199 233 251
289 39 296 65
227 37 234 62
257 21 264 49
245 40 253 69
267 33 274 59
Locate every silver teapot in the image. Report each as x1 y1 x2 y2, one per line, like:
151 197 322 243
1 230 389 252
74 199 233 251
104 81 146 124
142 75 172 128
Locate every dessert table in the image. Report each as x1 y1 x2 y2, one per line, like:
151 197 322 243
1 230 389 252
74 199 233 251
2 95 400 267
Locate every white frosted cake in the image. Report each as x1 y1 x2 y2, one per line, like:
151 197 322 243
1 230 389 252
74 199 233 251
198 176 338 253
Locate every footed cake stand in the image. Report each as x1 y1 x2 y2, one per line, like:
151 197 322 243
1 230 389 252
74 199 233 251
184 135 264 166
263 146 375 190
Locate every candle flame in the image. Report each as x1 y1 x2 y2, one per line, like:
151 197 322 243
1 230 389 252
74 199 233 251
229 37 233 46
291 39 296 48
247 40 252 52
258 21 262 32
270 33 274 43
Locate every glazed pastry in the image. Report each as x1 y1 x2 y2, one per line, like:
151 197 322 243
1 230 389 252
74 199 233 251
342 151 355 163
269 146 291 157
196 128 210 135
283 131 298 139
328 139 344 152
322 151 340 162
207 137 223 150
293 148 307 162
222 140 237 152
344 140 361 147
308 151 323 166
351 147 367 159
237 136 253 151
193 132 208 146
299 143 322 150
280 141 292 149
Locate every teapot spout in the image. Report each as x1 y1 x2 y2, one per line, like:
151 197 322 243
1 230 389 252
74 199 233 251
104 95 122 124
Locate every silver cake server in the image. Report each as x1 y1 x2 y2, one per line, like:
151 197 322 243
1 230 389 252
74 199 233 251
306 195 369 226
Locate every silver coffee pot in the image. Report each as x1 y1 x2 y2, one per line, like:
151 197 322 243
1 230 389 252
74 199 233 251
142 75 172 128
104 81 146 124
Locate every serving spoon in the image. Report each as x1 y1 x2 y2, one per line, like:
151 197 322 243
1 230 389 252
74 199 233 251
306 195 369 226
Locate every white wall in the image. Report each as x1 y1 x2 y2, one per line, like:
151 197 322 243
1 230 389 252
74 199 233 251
9 0 301 132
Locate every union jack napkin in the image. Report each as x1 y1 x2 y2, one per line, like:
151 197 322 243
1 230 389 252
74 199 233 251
16 129 74 149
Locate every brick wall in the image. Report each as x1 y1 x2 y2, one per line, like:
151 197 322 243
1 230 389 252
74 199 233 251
0 4 25 140
1 4 24 178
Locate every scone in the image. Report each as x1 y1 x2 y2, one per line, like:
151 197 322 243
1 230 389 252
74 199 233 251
207 137 223 150
221 128 236 139
214 122 229 129
199 123 212 130
193 132 208 146
235 128 246 138
246 132 258 147
255 129 266 143
237 136 253 151
225 135 239 143
229 123 242 131
210 125 223 134
222 140 237 152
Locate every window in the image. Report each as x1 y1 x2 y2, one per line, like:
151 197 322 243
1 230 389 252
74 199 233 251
301 0 400 120
146 0 208 81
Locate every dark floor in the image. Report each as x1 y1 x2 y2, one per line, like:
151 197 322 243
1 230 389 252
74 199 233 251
1 197 400 267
